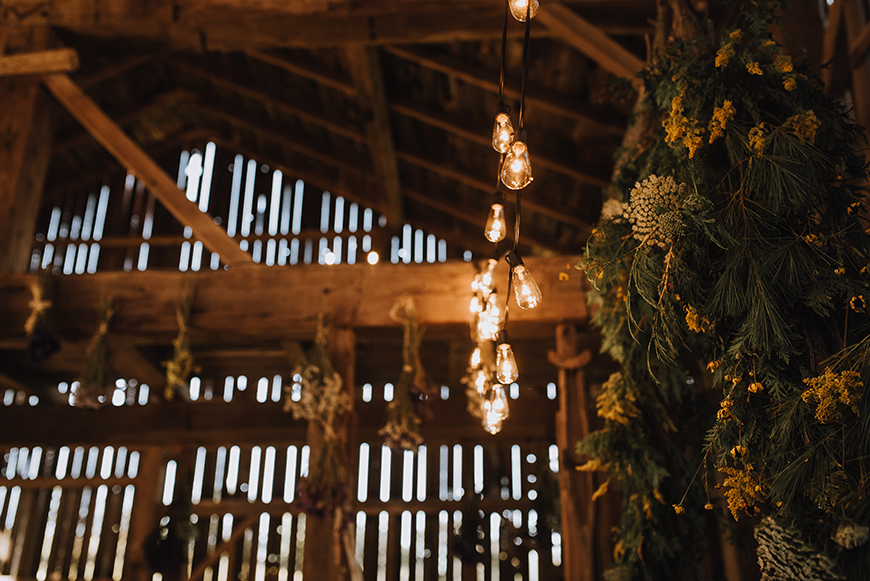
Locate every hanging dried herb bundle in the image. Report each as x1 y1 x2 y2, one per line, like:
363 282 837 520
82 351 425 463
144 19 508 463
283 314 351 517
379 296 434 451
74 300 115 409
163 280 199 400
24 270 60 363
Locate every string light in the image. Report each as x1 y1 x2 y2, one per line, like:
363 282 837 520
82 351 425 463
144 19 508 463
485 384 510 420
495 333 519 384
480 258 498 294
469 346 482 369
507 251 542 309
485 192 507 243
509 0 539 22
500 138 533 190
482 408 503 434
492 112 515 153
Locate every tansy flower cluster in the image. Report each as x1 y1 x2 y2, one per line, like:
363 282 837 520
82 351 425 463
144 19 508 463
802 368 863 424
785 110 821 144
708 100 736 143
623 174 687 246
663 93 704 158
721 464 765 520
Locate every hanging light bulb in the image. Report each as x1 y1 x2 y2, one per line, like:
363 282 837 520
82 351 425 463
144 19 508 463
476 293 501 341
485 191 507 243
509 0 539 21
473 369 488 395
500 139 533 190
470 295 483 315
471 274 481 292
469 346 482 369
507 251 542 309
495 334 519 384
482 408 503 435
485 384 510 420
492 112 515 153
479 259 498 294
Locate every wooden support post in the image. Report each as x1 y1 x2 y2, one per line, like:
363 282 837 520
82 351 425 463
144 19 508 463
552 324 598 581
123 446 167 581
41 73 254 267
0 75 53 272
843 0 870 136
822 0 844 93
345 47 404 227
301 328 356 581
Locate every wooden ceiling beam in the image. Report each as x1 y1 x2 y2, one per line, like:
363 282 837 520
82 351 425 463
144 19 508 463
42 74 254 266
390 100 610 187
0 47 78 76
164 57 368 144
538 2 644 81
382 45 626 136
0 256 589 346
396 150 591 231
74 54 150 89
244 50 358 96
345 46 404 226
199 105 368 177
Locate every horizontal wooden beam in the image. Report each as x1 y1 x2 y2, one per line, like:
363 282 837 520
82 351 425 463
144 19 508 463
0 256 588 347
382 45 626 136
538 3 644 80
244 50 357 96
42 74 254 266
0 48 79 77
0 396 558 447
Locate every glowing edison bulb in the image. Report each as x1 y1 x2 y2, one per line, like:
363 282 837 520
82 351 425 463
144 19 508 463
473 369 488 394
482 408 503 434
513 264 542 309
470 295 483 315
485 203 507 243
469 347 482 369
496 343 519 384
480 259 498 294
500 141 533 190
509 0 539 21
485 384 510 420
477 296 501 341
492 112 515 153
471 274 481 292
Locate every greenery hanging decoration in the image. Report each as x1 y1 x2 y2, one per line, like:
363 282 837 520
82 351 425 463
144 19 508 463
162 280 200 400
577 0 870 578
74 299 116 409
24 270 60 363
283 313 351 518
379 295 434 451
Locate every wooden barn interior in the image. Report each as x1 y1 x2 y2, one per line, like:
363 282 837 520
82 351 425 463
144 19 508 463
0 1 866 580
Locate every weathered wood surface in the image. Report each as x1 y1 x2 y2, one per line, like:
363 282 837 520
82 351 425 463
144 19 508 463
0 256 589 345
41 73 254 266
0 47 78 76
0 396 558 447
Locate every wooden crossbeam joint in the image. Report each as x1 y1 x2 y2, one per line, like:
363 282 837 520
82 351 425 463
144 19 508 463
0 47 79 77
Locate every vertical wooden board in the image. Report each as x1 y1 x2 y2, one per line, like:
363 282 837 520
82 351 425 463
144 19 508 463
54 486 82 576
124 447 165 581
97 484 124 578
363 511 379 580
423 511 438 581
386 512 400 581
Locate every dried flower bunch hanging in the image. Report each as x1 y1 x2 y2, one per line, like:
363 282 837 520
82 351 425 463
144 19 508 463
163 280 199 400
74 299 115 409
379 296 434 451
24 269 60 363
283 313 351 517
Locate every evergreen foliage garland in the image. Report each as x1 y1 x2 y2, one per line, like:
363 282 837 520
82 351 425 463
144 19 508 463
579 0 870 578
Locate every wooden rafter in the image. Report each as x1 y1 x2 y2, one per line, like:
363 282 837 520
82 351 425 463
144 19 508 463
345 46 404 226
382 45 626 135
390 100 610 187
396 150 591 231
244 49 357 96
538 2 644 81
74 54 150 88
0 47 79 76
42 74 253 266
164 57 368 143
0 256 588 346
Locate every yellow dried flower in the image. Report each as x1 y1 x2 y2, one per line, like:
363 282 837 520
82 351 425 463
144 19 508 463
746 61 763 75
785 110 821 144
802 368 863 424
592 478 610 501
862 266 868 275
851 295 865 312
596 372 640 425
804 234 818 243
721 464 765 520
685 304 709 332
558 271 569 281
716 43 735 67
707 360 721 373
835 267 846 276
774 54 793 73
663 93 705 158
731 445 748 458
576 458 609 472
704 503 714 510
783 76 797 91
761 39 776 48
748 124 766 154
748 382 763 393
709 100 736 143
730 30 743 42
848 201 862 215
673 504 685 515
